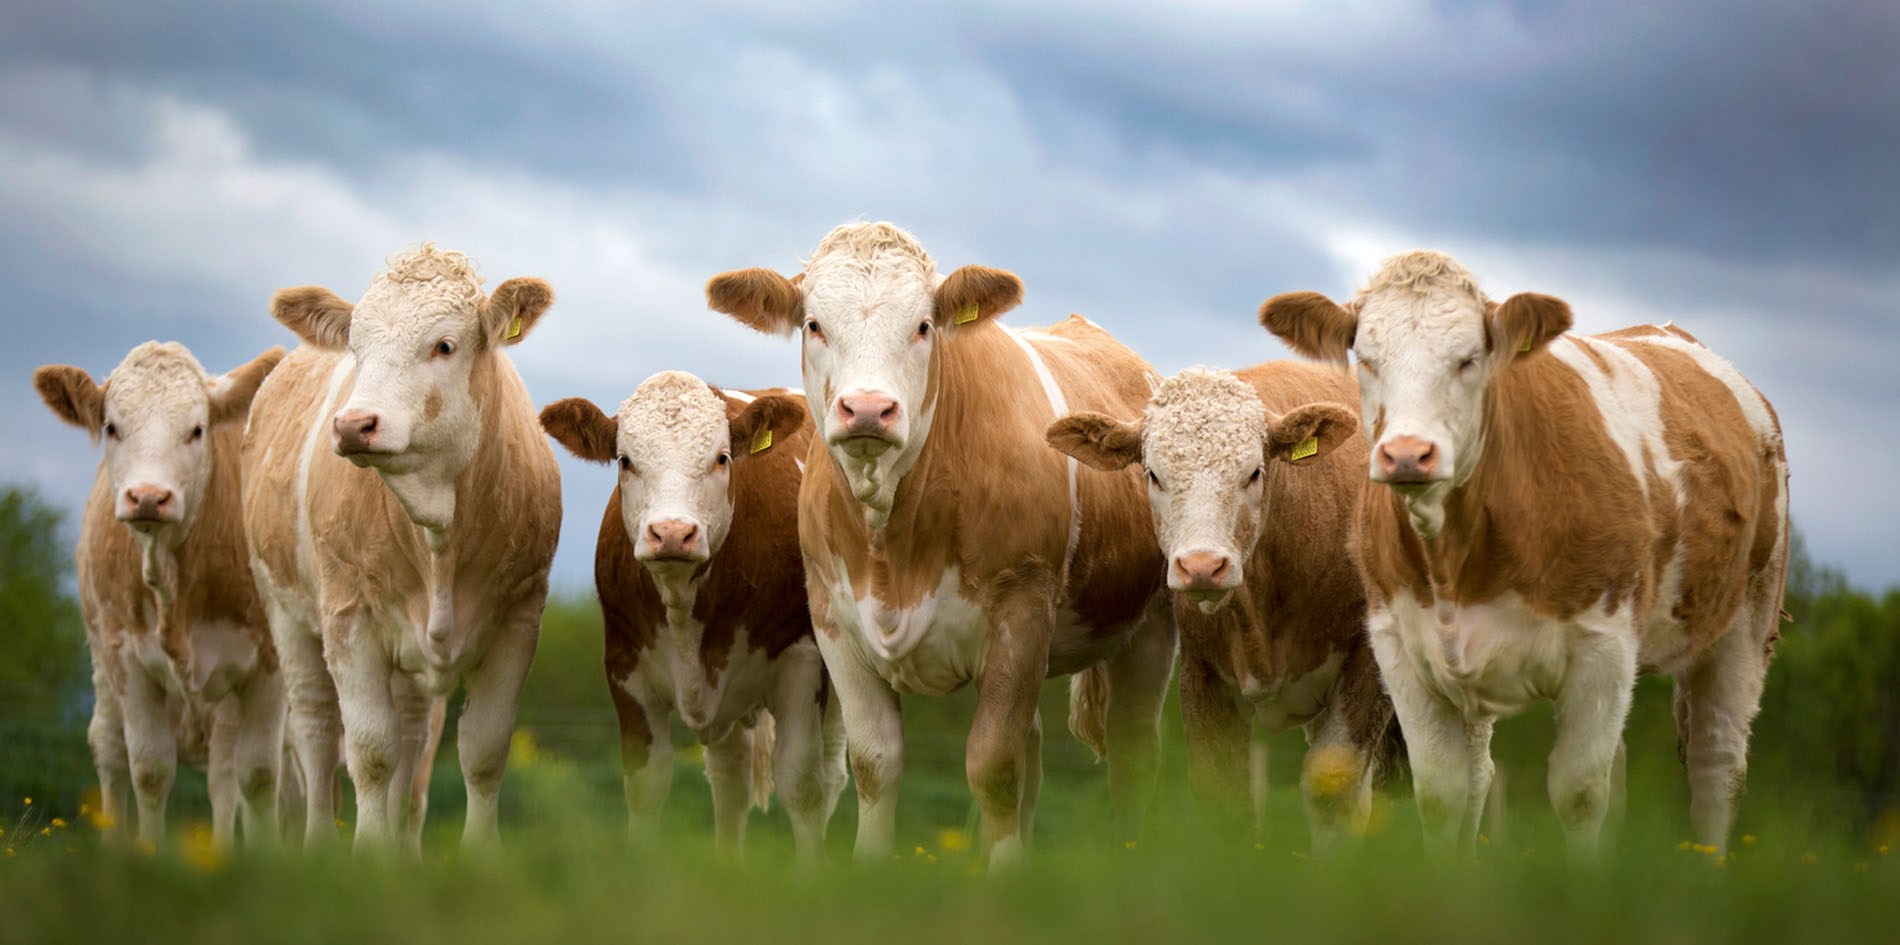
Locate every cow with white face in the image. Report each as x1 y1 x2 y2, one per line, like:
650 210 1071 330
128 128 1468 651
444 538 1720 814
244 243 562 851
1262 251 1790 858
35 342 286 849
707 222 1177 869
540 372 843 859
1048 364 1399 854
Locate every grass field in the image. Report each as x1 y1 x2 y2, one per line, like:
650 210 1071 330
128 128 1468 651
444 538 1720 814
3 667 1897 945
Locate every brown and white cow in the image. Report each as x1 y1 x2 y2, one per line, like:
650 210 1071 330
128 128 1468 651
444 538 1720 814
1048 364 1399 855
35 342 286 849
244 243 562 851
1262 251 1789 857
706 222 1177 868
539 372 845 859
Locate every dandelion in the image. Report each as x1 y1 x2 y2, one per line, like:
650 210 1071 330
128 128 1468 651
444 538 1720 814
182 823 226 874
937 829 971 854
1676 840 1693 851
927 854 938 863
87 808 116 832
1478 834 1491 847
5 848 13 857
1253 842 1265 852
1879 845 1890 856
22 797 30 806
913 845 928 858
1741 835 1756 846
39 827 50 837
1124 841 1137 851
51 818 67 829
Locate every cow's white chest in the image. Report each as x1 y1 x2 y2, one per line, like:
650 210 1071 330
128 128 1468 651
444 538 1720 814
1373 590 1627 718
827 563 989 696
1243 650 1346 732
616 626 783 740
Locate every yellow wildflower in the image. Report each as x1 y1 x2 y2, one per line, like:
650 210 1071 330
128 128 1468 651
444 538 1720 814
1676 840 1692 851
937 829 971 854
182 823 226 874
1124 840 1136 851
5 848 14 857
51 818 67 829
913 845 927 858
1253 842 1265 852
1478 834 1491 846
1879 845 1890 856
39 827 50 836
23 797 31 806
927 854 938 863
87 807 116 832
1740 835 1756 846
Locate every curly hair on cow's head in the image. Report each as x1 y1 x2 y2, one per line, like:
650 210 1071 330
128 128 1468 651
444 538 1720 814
378 241 487 309
1357 249 1490 306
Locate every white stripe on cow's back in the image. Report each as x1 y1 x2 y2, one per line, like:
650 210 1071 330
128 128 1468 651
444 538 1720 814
1626 332 1782 447
1002 326 1081 582
723 389 755 405
1548 335 1684 507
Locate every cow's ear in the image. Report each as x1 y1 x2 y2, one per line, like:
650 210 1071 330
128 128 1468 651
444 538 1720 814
1046 411 1143 472
707 268 803 335
1260 292 1357 364
1489 292 1571 361
208 346 287 427
539 397 617 463
271 286 354 349
1265 402 1358 466
483 277 555 347
33 365 106 442
729 394 807 461
934 265 1023 329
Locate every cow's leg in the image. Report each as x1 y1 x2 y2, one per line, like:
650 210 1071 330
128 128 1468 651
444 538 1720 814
1675 609 1773 852
1179 649 1250 836
703 726 755 854
274 613 340 848
1020 708 1044 848
385 672 434 855
1547 625 1637 862
608 673 672 841
966 591 1054 869
231 669 286 849
455 619 539 848
824 638 904 863
206 697 240 849
277 741 307 843
1461 718 1496 854
86 651 132 843
1102 594 1177 846
327 611 403 852
119 662 176 849
1372 618 1479 856
768 644 839 863
1299 704 1376 858
1250 740 1270 840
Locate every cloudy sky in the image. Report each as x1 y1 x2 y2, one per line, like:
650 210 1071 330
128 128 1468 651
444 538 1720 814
4 0 1894 591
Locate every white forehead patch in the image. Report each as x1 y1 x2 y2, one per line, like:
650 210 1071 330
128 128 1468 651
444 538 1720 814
1143 367 1267 474
105 341 212 420
801 222 939 320
616 371 728 465
1352 250 1491 353
354 242 486 336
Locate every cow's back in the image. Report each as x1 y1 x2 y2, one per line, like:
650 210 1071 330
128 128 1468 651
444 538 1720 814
243 343 349 597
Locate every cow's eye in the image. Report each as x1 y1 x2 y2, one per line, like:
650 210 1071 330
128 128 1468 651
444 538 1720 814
1247 466 1262 485
805 320 824 341
435 339 456 357
917 320 932 339
1458 356 1478 375
617 455 632 472
1357 357 1378 378
189 425 204 443
104 423 119 440
1146 469 1163 491
715 452 730 468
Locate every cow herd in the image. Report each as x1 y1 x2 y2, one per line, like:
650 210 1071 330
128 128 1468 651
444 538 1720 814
32 223 1790 871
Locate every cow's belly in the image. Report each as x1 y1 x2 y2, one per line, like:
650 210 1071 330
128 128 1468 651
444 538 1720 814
825 564 989 696
1375 590 1628 719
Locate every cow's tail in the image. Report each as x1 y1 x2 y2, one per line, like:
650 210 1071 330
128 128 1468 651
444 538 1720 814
750 711 776 812
1069 663 1110 762
412 695 448 816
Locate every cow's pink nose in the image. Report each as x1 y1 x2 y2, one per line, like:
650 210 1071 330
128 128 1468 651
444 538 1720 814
646 520 700 559
122 485 174 521
1377 436 1438 482
1173 552 1232 591
333 411 380 454
836 394 899 436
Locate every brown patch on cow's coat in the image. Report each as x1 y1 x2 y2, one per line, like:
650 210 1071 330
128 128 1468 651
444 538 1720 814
422 385 444 423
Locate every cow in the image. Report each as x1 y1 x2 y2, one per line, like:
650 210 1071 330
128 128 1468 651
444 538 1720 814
34 342 286 849
243 243 562 851
1047 364 1400 855
705 222 1177 869
538 372 845 859
1261 250 1789 858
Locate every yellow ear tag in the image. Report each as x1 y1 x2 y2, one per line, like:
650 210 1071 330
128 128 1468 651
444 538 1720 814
955 302 979 325
750 428 772 455
1517 336 1532 353
1290 436 1319 462
507 315 523 340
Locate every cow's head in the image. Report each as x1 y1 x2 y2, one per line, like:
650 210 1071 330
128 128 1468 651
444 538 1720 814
35 342 283 538
271 243 551 531
1047 368 1355 613
540 374 805 734
1260 251 1568 537
705 222 1021 523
